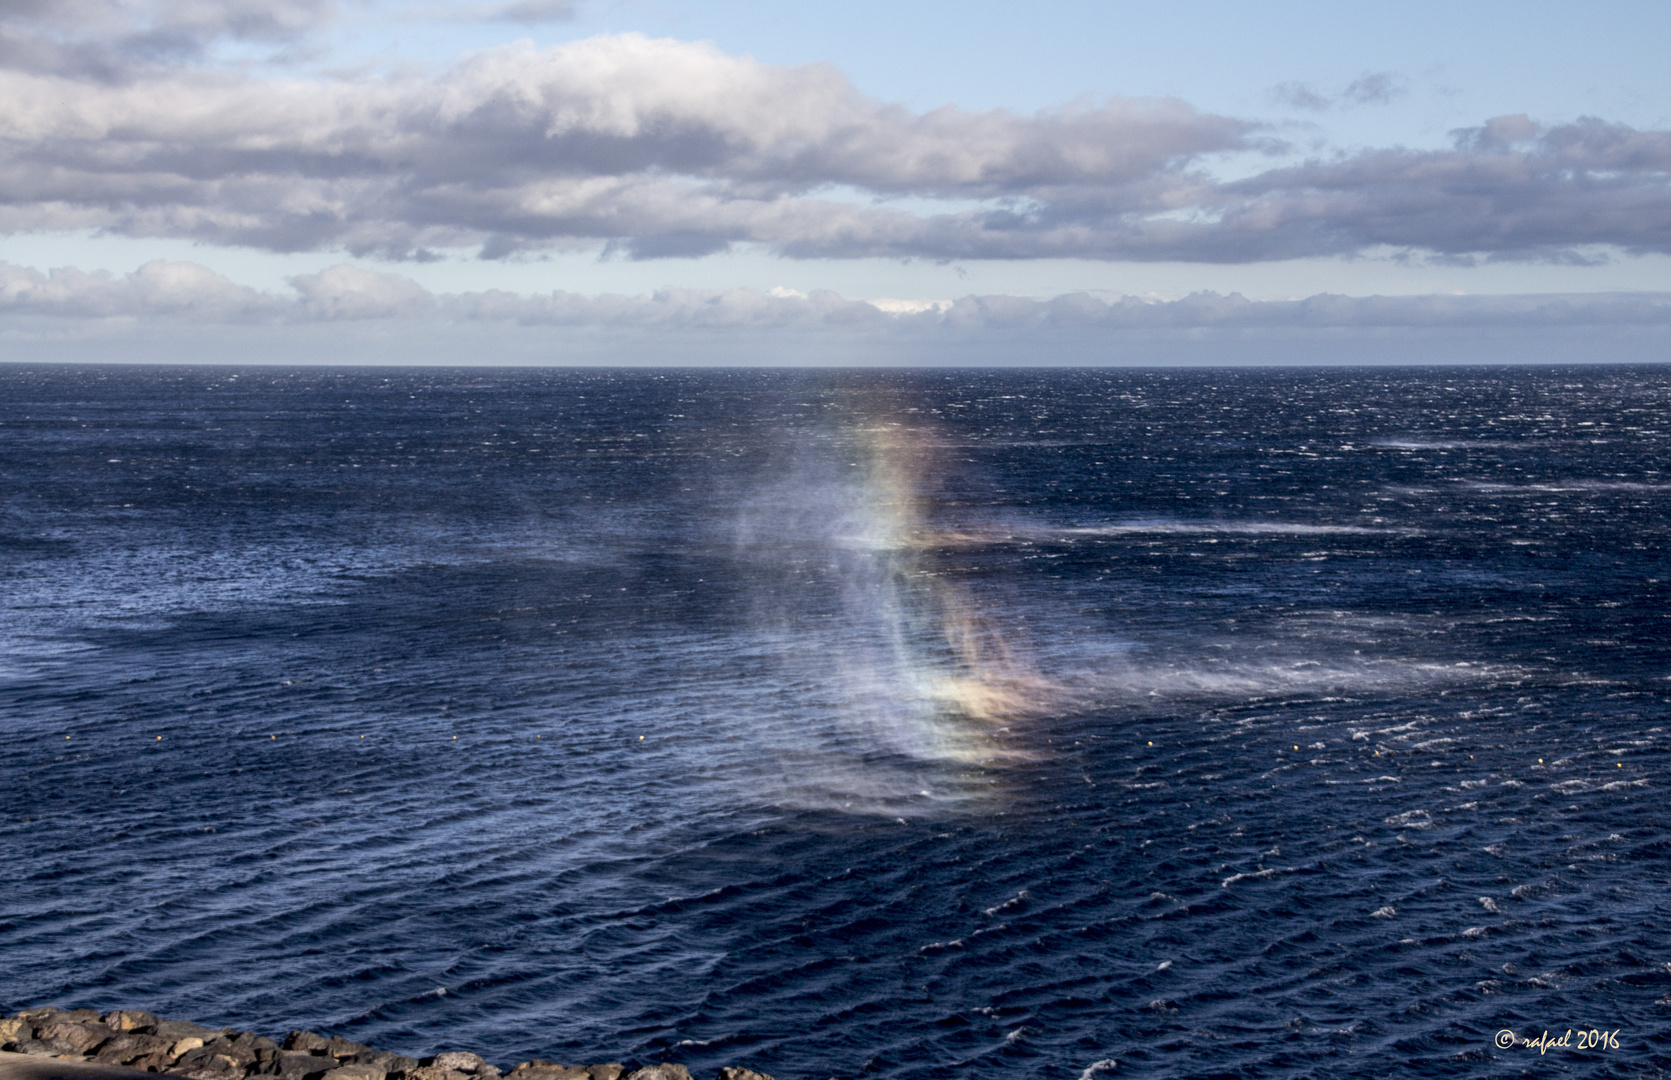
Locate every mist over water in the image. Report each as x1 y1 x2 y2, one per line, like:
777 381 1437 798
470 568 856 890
2 366 1669 1079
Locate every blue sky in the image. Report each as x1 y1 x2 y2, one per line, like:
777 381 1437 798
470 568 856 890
2 0 1669 363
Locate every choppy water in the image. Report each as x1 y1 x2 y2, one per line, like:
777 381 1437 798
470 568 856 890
2 365 1669 1079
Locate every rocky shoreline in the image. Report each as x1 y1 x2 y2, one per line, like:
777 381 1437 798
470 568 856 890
0 1009 780 1080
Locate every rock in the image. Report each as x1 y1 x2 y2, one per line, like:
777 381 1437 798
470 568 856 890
171 1044 248 1075
716 1070 773 1080
277 1051 338 1080
623 1066 691 1080
38 1020 116 1054
172 1038 208 1059
584 1067 624 1080
227 1032 280 1065
345 1050 418 1074
325 1039 371 1061
95 1033 175 1065
0 1018 28 1044
402 1067 469 1080
422 1054 487 1075
505 1063 589 1080
208 1038 260 1071
320 1065 387 1080
105 1011 160 1033
156 1022 226 1044
283 1033 333 1055
170 1066 249 1080
132 1048 182 1071
9 1038 79 1057
103 1009 160 1036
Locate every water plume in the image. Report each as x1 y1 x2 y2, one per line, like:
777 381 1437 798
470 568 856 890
728 407 1051 811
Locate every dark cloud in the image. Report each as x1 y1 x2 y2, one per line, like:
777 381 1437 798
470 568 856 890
0 0 334 77
0 33 1665 264
487 0 577 21
1200 116 1671 261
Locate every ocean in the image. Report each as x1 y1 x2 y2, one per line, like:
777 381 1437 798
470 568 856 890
2 364 1668 1079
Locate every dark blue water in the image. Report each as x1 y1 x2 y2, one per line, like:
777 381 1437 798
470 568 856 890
3 365 1669 1079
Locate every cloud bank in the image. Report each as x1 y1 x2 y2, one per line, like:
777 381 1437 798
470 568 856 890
5 259 1669 334
0 24 1666 265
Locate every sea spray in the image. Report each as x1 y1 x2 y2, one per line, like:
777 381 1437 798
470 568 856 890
725 410 1052 811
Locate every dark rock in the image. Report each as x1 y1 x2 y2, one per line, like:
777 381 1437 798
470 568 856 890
283 1033 332 1055
63 1010 108 1024
170 1067 248 1080
277 1051 338 1080
623 1066 691 1080
226 1033 280 1064
716 1070 774 1080
38 1020 116 1054
95 1033 176 1065
105 1011 160 1033
132 1048 182 1071
171 1043 258 1080
12 1037 83 1057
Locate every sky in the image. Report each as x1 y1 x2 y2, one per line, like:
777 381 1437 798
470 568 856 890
1 0 1669 364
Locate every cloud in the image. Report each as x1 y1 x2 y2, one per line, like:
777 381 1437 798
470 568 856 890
1341 72 1406 106
5 258 1670 334
1207 116 1671 262
414 0 580 24
1270 82 1331 111
0 259 279 318
0 33 1665 264
289 263 436 319
485 0 578 21
0 0 335 77
1270 72 1406 111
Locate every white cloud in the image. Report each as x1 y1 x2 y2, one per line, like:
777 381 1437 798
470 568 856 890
289 263 436 319
0 28 1665 266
